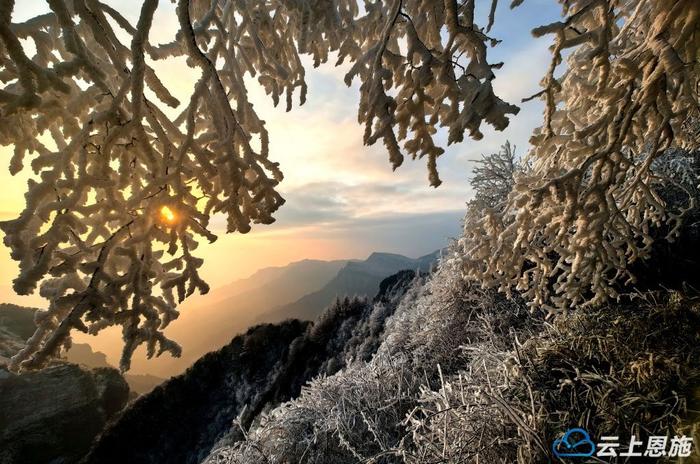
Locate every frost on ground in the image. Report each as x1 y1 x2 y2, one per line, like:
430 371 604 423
205 254 700 464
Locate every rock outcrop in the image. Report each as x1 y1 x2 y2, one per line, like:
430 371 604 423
0 363 129 464
0 304 131 464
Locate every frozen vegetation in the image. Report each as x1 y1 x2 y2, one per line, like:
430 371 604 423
0 1 698 462
0 0 696 374
201 148 700 464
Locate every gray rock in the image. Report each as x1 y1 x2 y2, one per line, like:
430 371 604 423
0 363 129 464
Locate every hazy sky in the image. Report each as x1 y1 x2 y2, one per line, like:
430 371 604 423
0 0 562 307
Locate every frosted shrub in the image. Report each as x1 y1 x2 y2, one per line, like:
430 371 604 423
399 281 700 463
205 252 540 464
207 357 419 464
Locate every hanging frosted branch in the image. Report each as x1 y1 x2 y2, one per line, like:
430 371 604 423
0 0 516 370
346 0 517 187
458 0 700 311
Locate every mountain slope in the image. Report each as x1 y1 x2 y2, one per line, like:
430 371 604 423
259 251 438 323
138 253 434 377
85 271 419 464
84 320 310 464
192 259 352 306
0 252 435 379
144 259 350 376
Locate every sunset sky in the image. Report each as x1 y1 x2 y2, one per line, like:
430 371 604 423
1 0 561 309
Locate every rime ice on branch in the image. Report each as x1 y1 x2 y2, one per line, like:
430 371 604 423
0 0 515 370
458 0 700 311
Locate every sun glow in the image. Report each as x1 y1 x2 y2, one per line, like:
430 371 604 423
160 206 177 224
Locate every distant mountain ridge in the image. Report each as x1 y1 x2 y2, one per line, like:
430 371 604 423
151 258 352 375
142 251 438 376
0 251 440 378
197 258 353 305
259 251 439 323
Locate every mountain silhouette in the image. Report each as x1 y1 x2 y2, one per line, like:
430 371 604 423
258 251 439 323
145 252 437 376
1 253 439 378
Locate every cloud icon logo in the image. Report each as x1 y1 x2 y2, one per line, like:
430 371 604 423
552 428 596 459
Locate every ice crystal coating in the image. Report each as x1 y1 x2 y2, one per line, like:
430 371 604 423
458 0 700 311
0 0 515 370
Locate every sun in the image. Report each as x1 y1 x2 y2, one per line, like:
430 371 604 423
160 205 177 224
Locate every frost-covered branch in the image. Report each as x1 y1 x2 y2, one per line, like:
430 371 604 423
458 0 700 311
346 0 517 187
0 0 516 370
